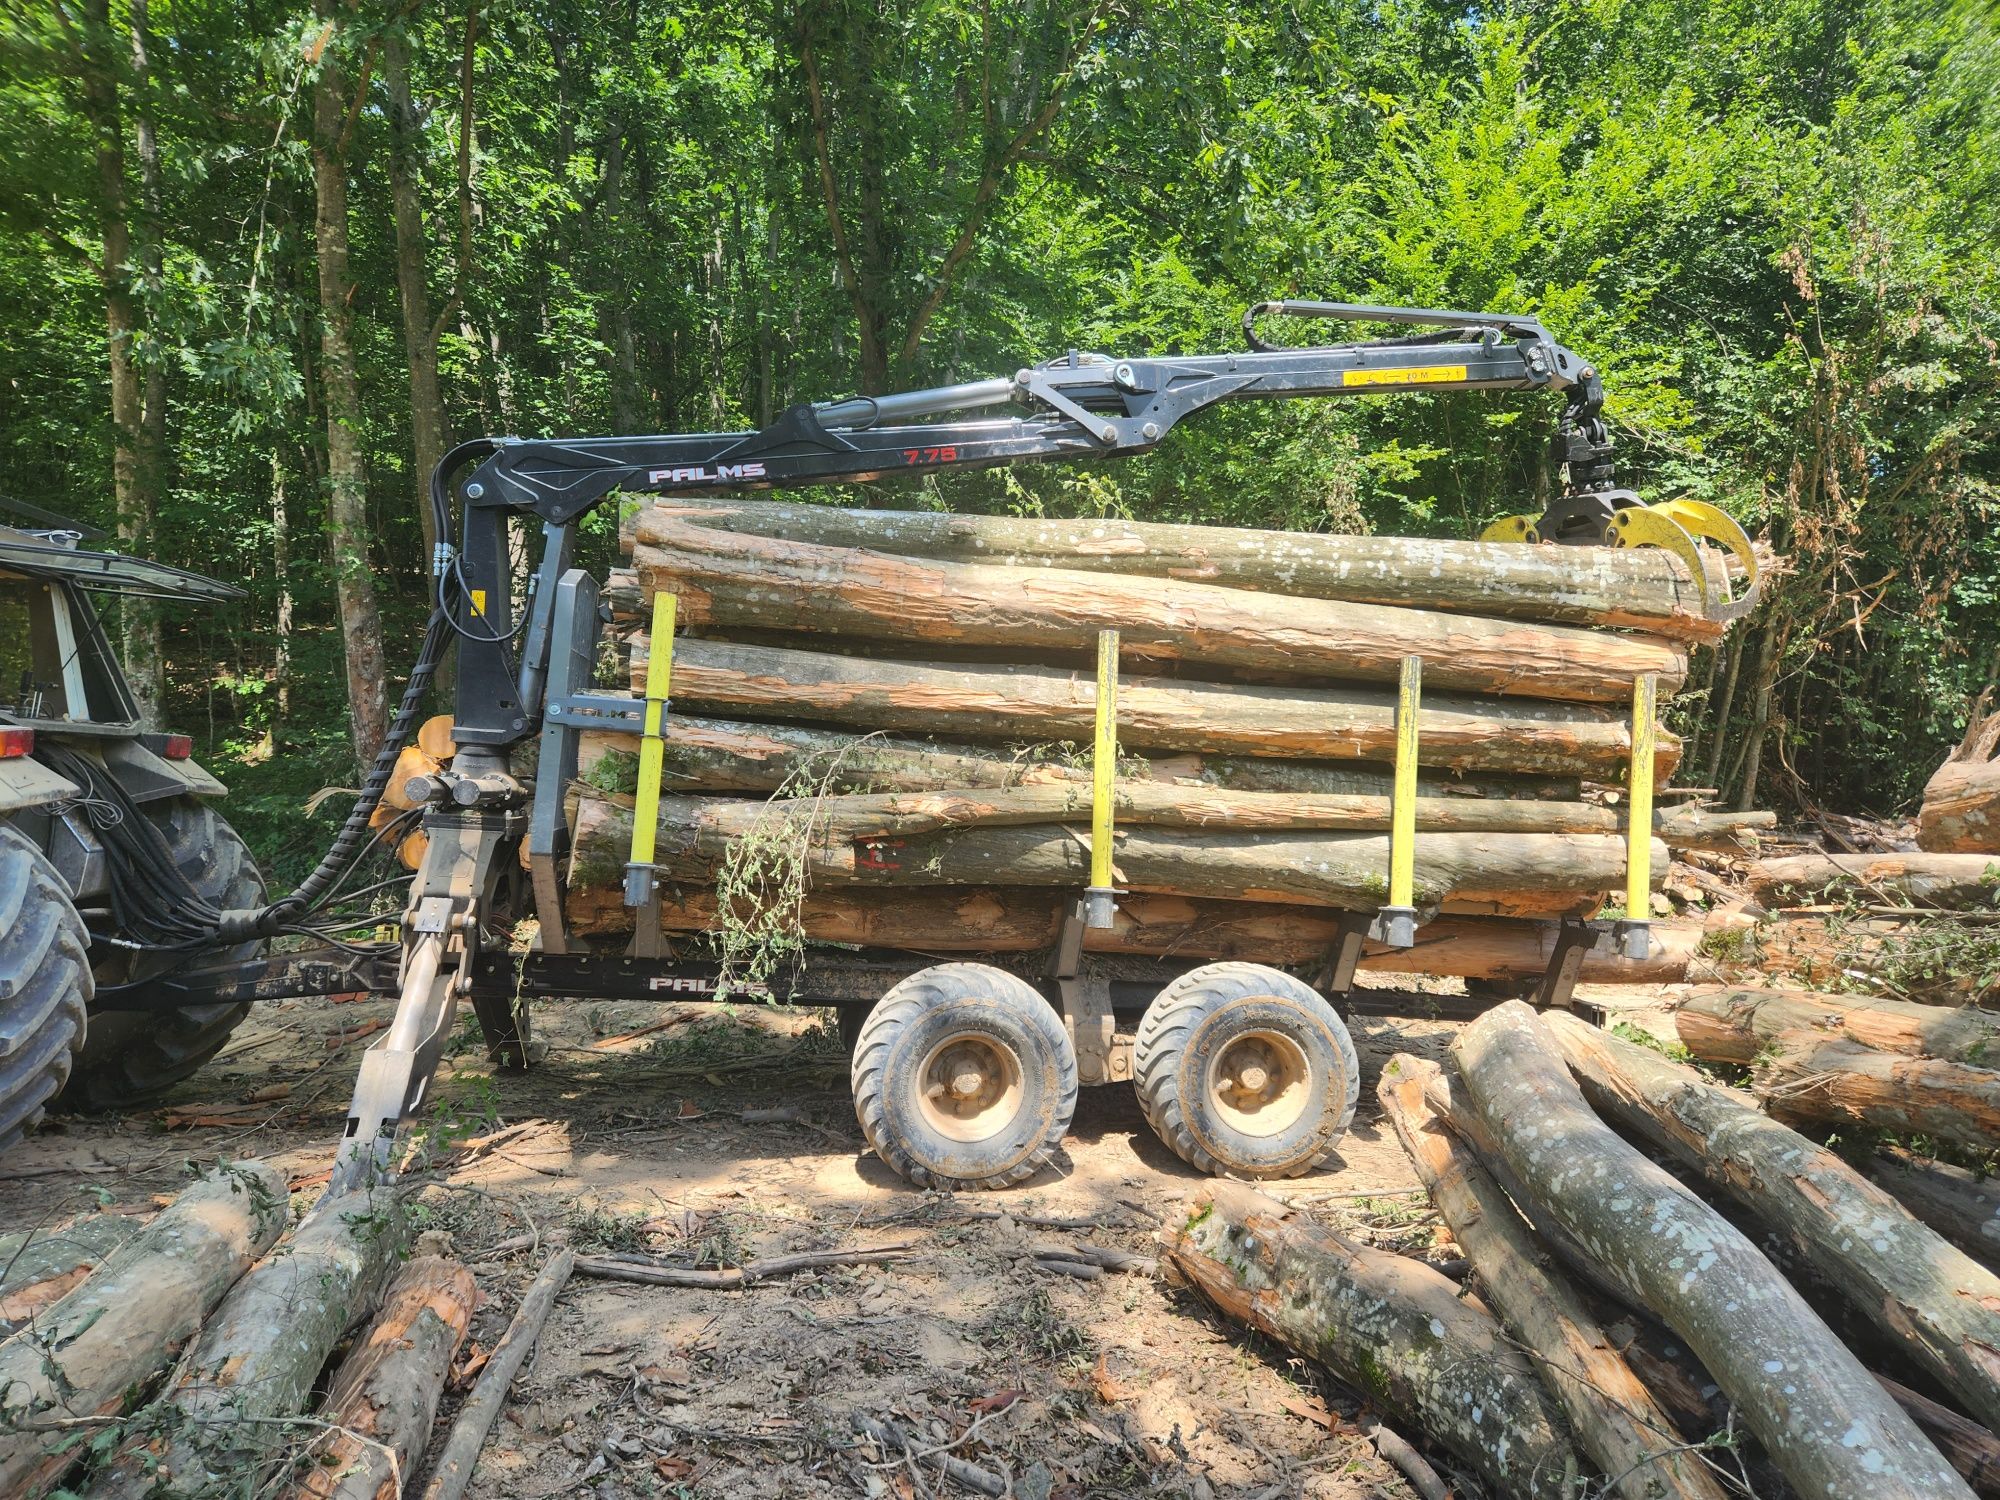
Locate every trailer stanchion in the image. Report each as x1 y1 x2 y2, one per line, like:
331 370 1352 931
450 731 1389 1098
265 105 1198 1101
625 592 677 959
1618 672 1658 960
1084 628 1121 929
1316 654 1422 994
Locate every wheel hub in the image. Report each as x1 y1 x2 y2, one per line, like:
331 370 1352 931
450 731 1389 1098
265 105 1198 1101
916 1034 1024 1143
1206 1029 1311 1138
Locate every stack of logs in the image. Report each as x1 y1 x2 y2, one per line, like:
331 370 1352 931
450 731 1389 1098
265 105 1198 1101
1171 985 2000 1500
543 498 1771 974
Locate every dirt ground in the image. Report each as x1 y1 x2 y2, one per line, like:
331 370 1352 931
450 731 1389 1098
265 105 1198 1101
0 976 1682 1499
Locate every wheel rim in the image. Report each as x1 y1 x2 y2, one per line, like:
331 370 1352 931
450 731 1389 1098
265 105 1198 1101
915 1032 1024 1143
1204 1028 1313 1138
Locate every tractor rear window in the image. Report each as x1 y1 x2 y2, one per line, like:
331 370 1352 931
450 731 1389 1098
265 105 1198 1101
0 573 71 719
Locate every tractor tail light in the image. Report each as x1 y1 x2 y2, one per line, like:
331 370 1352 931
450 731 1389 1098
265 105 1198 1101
160 734 193 760
0 728 34 758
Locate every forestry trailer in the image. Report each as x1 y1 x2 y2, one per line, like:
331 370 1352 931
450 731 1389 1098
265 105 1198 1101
0 302 1759 1191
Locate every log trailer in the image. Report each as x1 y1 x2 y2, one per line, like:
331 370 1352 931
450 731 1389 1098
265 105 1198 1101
7 302 1761 1191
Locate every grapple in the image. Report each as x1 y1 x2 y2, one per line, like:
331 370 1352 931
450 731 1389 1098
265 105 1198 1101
1480 493 1761 622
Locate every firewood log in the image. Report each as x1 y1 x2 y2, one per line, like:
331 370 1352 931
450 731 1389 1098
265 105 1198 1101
627 496 1723 641
633 519 1688 703
1378 1054 1732 1500
1453 1001 1974 1500
295 1256 477 1500
635 638 1678 778
1164 1179 1586 1499
1675 986 2000 1066
1868 1146 2000 1263
1920 700 2000 854
1542 1012 2000 1434
94 1188 410 1499
1748 852 2000 911
0 1211 137 1336
0 1162 288 1499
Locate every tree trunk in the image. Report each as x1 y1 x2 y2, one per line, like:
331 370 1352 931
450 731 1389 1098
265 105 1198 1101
1920 701 2000 853
96 1189 409 1499
1378 1054 1732 1500
1748 852 2000 910
0 1211 138 1336
1675 987 2000 1066
639 638 1676 778
297 1256 476 1500
577 711 1576 802
384 25 450 568
1542 1011 2000 1435
1868 1147 2000 1263
631 496 1723 640
1734 617 1783 812
0 1163 288 1498
571 790 1663 917
312 12 390 767
634 520 1688 704
272 447 293 725
1452 1001 1972 1500
124 0 168 722
1164 1179 1585 1499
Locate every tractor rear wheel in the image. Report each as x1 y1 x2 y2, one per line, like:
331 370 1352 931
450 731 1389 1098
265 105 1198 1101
0 823 91 1145
67 796 265 1110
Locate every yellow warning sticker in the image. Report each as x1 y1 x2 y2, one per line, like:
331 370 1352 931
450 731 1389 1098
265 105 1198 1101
1343 365 1468 386
469 588 487 617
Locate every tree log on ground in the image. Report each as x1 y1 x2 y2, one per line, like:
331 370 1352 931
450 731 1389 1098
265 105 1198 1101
1920 701 2000 854
570 790 1663 918
637 638 1676 778
634 519 1688 703
1542 1011 2000 1434
296 1255 477 1500
576 712 1577 802
0 1211 137 1335
1868 1147 2000 1262
628 497 1722 640
0 1162 287 1499
1670 1019 2000 1156
1378 1054 1731 1500
1748 852 2000 911
1453 1001 1973 1500
95 1188 410 1499
1675 987 2000 1066
1164 1179 1586 1499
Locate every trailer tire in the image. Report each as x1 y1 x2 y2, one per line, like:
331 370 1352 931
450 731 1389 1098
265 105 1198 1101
0 823 92 1146
1133 962 1357 1179
851 963 1075 1191
68 797 265 1110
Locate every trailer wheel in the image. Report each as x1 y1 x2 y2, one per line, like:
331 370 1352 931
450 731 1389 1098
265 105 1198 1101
1133 962 1358 1179
69 797 265 1110
851 963 1076 1191
0 823 92 1146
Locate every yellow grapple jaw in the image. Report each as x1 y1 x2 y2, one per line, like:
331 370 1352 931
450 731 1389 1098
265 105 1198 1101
1479 497 1761 622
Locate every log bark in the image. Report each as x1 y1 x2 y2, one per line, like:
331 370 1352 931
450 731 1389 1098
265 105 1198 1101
1670 1021 2000 1155
634 519 1688 703
296 1256 477 1500
571 790 1663 917
1881 1375 2000 1499
95 1188 410 1499
629 497 1722 641
1749 852 2000 911
0 1211 137 1335
1377 1054 1731 1500
1868 1147 2000 1262
1676 987 2000 1067
1164 1179 1586 1499
1453 1001 1973 1500
1920 703 2000 854
637 638 1677 778
0 1162 288 1499
578 710 1577 802
1542 1012 2000 1435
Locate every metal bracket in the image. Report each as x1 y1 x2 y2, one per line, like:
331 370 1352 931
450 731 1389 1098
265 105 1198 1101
1534 919 1612 1011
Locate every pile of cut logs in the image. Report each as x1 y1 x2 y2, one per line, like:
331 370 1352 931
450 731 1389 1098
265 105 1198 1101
550 498 1769 972
1169 986 2000 1500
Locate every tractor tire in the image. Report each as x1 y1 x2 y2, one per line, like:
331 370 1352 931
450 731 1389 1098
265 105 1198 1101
851 963 1076 1191
68 797 266 1110
1133 961 1358 1179
0 822 92 1146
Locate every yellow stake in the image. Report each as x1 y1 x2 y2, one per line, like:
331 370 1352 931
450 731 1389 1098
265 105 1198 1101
1090 629 1120 900
1389 655 1421 912
627 591 677 888
1626 672 1658 923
